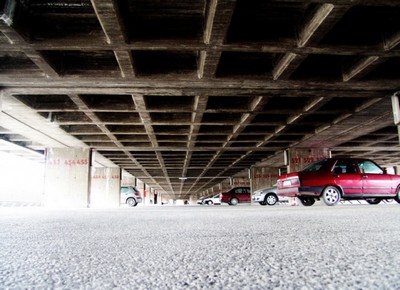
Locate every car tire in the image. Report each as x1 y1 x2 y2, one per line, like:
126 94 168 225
230 198 239 206
299 197 315 206
365 198 382 205
207 200 213 205
265 193 278 206
127 197 137 207
395 188 400 204
259 201 266 206
321 186 341 206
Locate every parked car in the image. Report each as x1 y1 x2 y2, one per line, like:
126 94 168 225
203 193 221 205
120 186 142 207
197 196 208 205
277 158 400 206
220 187 251 206
252 184 288 206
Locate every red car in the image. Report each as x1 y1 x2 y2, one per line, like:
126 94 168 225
220 187 251 206
277 158 400 206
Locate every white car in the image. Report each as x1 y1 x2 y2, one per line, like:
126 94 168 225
203 193 221 205
197 196 208 205
252 185 288 206
120 186 142 207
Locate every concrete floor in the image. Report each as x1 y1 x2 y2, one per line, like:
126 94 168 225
1 203 399 289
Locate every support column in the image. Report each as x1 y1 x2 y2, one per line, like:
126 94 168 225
137 179 145 205
44 148 91 208
231 177 251 187
250 166 279 192
286 148 330 173
90 167 121 208
391 92 400 143
221 180 231 192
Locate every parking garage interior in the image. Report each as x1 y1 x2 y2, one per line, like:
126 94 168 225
1 0 400 288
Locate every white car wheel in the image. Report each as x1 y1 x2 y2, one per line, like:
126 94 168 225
395 188 400 204
265 193 278 206
321 186 341 206
127 197 137 207
230 198 239 206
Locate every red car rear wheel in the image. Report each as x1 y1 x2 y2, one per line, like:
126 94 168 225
321 186 341 206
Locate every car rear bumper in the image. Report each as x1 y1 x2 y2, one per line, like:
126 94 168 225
279 186 324 197
298 186 324 196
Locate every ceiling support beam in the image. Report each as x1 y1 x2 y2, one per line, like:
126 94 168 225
342 56 383 82
179 95 208 193
297 4 335 47
384 31 400 51
0 17 59 78
132 94 174 194
198 0 236 79
273 4 349 80
68 94 165 192
185 96 268 195
91 0 135 78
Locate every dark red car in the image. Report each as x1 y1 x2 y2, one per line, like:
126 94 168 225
220 187 251 206
277 158 400 206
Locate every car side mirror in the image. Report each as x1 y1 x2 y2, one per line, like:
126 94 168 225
382 168 387 174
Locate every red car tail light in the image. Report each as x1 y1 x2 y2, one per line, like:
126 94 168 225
291 177 300 186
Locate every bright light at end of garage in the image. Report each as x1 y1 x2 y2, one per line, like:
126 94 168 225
0 152 44 203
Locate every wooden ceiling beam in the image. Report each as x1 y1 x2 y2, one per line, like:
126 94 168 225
0 19 59 78
198 0 236 79
274 4 349 80
132 94 174 194
91 0 135 78
342 56 384 82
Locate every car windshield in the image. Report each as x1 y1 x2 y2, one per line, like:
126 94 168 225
302 159 328 172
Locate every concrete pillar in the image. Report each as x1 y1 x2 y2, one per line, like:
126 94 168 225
391 92 400 143
90 167 121 208
286 148 330 173
137 179 145 205
231 177 251 187
221 180 231 192
44 148 91 208
143 185 151 205
250 166 279 192
121 172 136 187
149 188 155 205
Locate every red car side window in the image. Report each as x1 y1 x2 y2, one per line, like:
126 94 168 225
358 161 384 174
333 160 358 174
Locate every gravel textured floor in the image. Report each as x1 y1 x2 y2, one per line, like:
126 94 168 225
1 203 400 289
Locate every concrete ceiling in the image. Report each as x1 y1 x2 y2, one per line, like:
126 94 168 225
0 0 400 199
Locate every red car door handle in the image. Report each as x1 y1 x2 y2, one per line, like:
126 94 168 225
362 175 368 179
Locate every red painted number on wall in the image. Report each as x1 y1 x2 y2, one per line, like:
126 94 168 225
47 159 88 166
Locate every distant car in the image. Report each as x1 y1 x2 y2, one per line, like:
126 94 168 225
203 193 221 205
220 187 251 206
252 184 288 206
277 158 400 206
120 186 142 207
197 196 208 205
